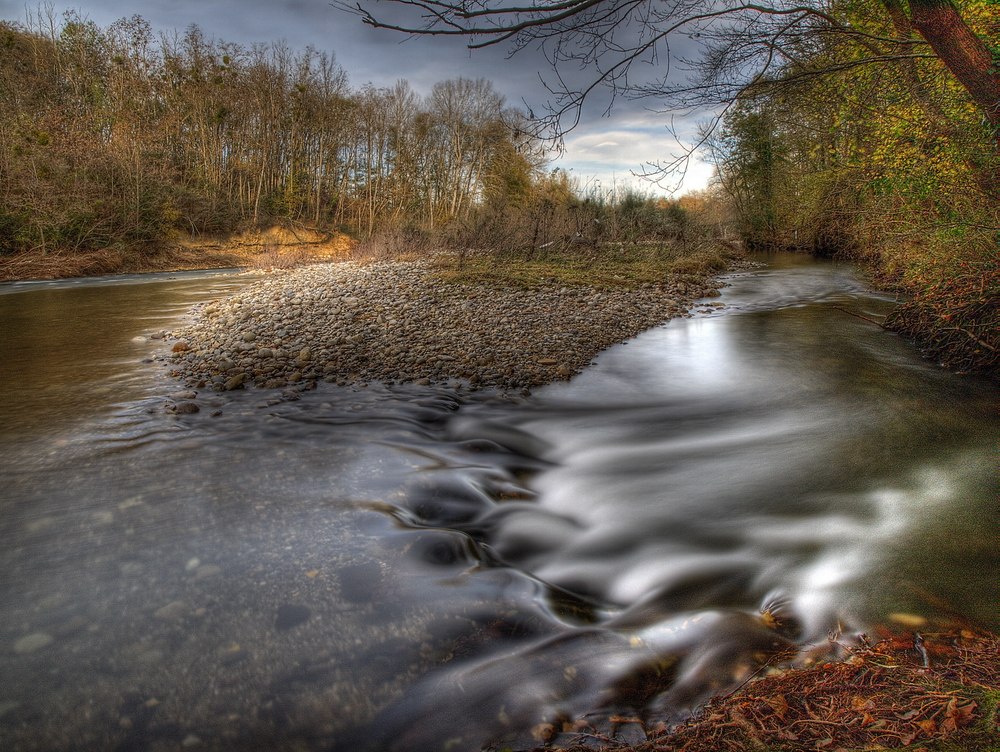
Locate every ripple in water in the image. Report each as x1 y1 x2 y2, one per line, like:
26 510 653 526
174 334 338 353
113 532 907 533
1 255 998 751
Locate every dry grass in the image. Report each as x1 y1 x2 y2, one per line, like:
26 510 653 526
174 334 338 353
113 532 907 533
348 227 440 263
0 226 355 281
432 243 739 290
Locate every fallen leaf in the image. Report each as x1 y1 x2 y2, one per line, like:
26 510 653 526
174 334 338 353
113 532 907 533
305 570 320 579
764 694 789 720
941 698 976 731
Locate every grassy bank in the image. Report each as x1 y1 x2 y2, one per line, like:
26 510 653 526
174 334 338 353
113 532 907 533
429 243 738 290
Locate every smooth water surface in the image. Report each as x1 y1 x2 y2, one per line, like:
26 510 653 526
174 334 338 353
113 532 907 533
1 255 997 752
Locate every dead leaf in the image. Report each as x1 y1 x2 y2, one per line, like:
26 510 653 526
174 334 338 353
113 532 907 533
764 694 789 720
915 718 937 734
851 696 875 711
941 698 976 732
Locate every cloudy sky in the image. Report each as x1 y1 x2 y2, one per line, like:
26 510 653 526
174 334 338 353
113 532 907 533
0 0 717 195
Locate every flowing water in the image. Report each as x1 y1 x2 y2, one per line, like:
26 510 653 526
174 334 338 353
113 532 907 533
1 255 998 752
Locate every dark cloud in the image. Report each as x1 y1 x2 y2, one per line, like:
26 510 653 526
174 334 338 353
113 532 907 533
0 0 714 193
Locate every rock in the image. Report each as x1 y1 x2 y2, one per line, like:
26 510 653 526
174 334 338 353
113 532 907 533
153 601 189 621
264 378 287 389
174 401 200 414
241 332 256 342
274 604 311 630
194 564 222 580
170 391 197 400
160 258 731 393
13 632 54 654
172 341 189 353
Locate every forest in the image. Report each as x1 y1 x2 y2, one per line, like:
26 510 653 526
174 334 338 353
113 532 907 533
0 10 555 252
704 0 999 374
0 1 997 375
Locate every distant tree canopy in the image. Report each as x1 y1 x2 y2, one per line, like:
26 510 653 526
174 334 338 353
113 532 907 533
345 0 997 180
704 0 998 256
0 10 553 255
344 0 997 252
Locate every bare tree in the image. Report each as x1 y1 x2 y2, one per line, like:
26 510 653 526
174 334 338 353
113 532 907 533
338 0 999 183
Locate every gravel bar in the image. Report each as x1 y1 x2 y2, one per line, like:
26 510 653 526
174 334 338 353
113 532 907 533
161 259 728 392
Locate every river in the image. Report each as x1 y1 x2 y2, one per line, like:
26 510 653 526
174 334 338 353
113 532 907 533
1 254 997 752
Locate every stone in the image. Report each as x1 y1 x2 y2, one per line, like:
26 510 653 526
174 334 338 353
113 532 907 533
172 341 189 353
13 632 54 654
160 259 730 393
194 564 222 580
224 373 247 390
613 722 647 745
241 332 256 342
153 601 189 621
174 401 200 414
274 604 311 630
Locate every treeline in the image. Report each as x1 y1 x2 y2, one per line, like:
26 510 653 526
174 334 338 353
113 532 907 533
708 0 998 374
0 10 549 255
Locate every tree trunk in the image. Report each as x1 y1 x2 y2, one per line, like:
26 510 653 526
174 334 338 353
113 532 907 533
908 0 1000 148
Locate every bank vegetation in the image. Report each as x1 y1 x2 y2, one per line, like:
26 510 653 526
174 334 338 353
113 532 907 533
0 9 732 284
699 0 999 377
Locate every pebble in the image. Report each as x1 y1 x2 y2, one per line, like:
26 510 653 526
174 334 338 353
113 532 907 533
13 632 54 654
162 259 728 390
153 601 190 621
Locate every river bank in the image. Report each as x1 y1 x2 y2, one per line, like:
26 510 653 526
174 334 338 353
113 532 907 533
511 629 1000 752
157 256 738 394
0 226 353 282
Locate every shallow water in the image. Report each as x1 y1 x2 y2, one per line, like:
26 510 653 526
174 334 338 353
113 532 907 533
1 255 998 751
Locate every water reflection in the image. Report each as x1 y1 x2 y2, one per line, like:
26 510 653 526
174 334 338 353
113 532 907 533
0 255 998 752
0 269 260 445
